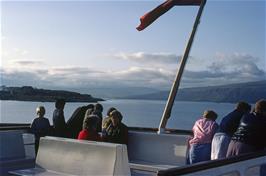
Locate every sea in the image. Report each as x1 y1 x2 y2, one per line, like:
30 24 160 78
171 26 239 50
0 99 236 130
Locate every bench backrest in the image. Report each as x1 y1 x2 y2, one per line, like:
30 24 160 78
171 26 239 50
128 131 191 166
36 137 130 175
0 130 25 160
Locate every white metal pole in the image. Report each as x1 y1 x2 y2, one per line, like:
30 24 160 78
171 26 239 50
158 0 207 134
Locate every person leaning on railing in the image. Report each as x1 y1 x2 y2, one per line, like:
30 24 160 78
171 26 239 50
189 110 218 164
77 114 101 141
102 110 128 145
91 103 104 132
226 99 266 157
52 99 67 137
102 107 117 130
211 101 251 160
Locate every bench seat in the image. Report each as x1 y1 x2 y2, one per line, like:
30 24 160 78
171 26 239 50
128 131 191 174
10 136 130 176
0 130 35 175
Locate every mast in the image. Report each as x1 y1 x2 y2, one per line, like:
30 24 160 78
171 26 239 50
158 0 207 134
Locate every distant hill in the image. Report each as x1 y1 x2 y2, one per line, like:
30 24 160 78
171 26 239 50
123 80 266 103
60 86 160 99
0 86 104 102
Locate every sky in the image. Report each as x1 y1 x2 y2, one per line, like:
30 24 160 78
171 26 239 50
1 0 265 91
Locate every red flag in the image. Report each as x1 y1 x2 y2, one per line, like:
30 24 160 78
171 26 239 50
136 0 202 31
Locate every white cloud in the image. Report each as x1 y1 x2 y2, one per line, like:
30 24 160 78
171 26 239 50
180 53 266 87
1 52 265 90
113 52 181 66
209 52 262 72
11 60 44 67
1 65 173 89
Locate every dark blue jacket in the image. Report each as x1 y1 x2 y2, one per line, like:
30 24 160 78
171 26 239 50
231 112 266 149
53 108 66 137
31 117 51 139
219 109 245 136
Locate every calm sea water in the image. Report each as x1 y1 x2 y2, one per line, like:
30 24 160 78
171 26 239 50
0 99 235 130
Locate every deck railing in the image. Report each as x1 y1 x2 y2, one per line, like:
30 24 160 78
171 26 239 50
158 150 266 176
1 123 265 176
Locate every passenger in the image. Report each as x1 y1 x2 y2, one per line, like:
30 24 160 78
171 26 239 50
84 108 101 130
67 104 94 138
77 115 101 141
189 110 218 164
102 110 128 145
52 99 67 137
91 103 103 132
102 107 117 130
30 106 51 154
84 108 94 119
211 102 251 159
226 99 266 157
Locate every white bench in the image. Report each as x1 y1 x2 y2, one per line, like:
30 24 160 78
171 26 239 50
0 130 35 176
10 136 131 176
128 131 191 174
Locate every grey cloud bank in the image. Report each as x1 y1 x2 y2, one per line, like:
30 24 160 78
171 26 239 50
1 52 265 90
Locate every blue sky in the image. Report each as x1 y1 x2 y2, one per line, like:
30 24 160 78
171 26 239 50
1 0 265 91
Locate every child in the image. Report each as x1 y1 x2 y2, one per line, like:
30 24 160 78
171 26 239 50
30 106 51 154
77 115 101 141
189 110 218 164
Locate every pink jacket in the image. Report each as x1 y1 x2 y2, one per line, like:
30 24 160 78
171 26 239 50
189 117 218 145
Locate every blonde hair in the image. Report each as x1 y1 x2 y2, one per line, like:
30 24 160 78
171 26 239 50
255 99 266 114
110 110 123 121
36 106 45 117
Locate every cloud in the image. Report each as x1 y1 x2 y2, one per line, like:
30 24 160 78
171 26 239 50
1 52 265 90
0 65 173 89
208 52 262 72
113 52 181 65
47 67 103 76
12 60 44 67
209 53 265 80
180 53 266 87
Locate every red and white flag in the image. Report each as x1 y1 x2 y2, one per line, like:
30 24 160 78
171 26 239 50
136 0 202 31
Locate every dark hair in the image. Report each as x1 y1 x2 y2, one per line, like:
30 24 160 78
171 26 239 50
236 101 251 113
203 110 218 121
107 107 117 116
94 103 103 112
255 99 266 114
110 110 123 121
55 99 65 109
83 115 99 130
86 104 94 109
